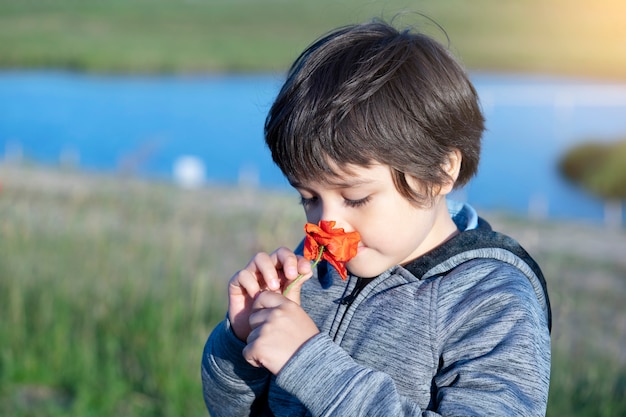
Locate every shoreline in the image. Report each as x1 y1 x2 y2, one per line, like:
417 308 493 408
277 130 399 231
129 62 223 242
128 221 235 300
2 163 625 364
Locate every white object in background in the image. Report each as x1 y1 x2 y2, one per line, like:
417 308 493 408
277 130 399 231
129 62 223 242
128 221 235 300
173 156 206 189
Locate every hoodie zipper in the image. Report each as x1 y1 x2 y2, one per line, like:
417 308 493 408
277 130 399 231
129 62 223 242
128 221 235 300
332 277 370 342
340 277 369 305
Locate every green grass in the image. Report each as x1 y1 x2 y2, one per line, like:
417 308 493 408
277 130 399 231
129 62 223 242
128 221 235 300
0 0 625 78
0 165 306 416
1 165 625 416
549 353 626 417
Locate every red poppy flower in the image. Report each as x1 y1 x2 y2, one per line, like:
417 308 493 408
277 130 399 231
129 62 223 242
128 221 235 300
283 220 361 296
303 220 361 280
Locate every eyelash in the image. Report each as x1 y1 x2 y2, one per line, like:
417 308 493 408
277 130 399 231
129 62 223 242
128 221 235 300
344 196 371 208
299 196 371 209
299 196 316 208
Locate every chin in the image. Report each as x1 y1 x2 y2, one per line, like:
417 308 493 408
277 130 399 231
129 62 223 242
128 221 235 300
346 262 387 279
346 252 375 278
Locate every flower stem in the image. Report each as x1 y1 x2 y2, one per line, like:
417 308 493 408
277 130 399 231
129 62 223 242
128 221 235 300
282 246 325 296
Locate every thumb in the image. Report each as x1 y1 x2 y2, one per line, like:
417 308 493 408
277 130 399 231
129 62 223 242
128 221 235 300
282 257 314 302
252 290 287 311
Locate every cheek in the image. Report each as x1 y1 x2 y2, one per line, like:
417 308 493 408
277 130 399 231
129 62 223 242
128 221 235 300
357 219 400 254
357 208 428 256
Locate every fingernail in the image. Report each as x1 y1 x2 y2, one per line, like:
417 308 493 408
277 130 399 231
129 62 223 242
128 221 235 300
286 266 298 277
270 279 280 290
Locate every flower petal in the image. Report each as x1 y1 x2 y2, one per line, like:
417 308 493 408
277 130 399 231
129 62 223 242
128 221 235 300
303 220 361 280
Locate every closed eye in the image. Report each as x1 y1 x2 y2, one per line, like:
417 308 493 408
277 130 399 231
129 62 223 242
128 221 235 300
344 196 371 208
299 195 318 208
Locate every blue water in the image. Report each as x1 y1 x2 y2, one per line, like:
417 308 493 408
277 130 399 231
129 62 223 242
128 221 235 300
1 71 626 223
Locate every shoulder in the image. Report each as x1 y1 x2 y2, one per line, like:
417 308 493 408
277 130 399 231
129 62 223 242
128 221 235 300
405 211 552 331
433 257 550 344
437 256 542 304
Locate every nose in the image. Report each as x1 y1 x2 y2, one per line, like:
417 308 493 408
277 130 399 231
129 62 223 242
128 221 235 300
306 200 337 224
318 202 350 231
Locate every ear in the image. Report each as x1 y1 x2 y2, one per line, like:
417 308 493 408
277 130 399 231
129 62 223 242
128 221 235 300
439 148 462 195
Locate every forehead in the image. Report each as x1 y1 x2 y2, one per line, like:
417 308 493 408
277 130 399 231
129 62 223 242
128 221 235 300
289 162 391 190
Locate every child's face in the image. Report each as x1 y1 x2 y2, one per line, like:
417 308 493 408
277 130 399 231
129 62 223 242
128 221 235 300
291 163 456 278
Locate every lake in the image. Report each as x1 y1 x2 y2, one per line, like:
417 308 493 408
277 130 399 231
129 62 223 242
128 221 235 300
1 71 626 224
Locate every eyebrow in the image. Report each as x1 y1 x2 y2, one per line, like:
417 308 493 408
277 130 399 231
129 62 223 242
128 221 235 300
288 177 375 190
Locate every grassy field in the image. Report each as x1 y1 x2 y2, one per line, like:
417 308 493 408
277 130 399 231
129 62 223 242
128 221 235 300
0 165 306 416
0 0 625 79
1 164 625 416
2 2 625 415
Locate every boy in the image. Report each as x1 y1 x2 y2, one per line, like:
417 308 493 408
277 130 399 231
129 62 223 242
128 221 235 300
202 19 551 416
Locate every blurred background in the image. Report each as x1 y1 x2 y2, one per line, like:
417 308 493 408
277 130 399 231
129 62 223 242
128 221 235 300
0 1 625 416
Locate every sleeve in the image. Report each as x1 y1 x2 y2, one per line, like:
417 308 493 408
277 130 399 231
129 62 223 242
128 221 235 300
201 318 271 417
275 262 551 417
276 333 426 416
431 262 551 416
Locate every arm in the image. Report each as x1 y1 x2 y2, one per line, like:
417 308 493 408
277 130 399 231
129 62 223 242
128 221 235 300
201 247 316 416
275 333 427 416
201 319 270 417
275 263 550 416
432 262 551 416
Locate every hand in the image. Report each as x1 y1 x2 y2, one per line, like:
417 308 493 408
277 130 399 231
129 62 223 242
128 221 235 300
243 291 320 375
228 247 313 341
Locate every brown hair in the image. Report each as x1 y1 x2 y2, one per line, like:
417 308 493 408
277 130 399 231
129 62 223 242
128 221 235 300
264 19 484 206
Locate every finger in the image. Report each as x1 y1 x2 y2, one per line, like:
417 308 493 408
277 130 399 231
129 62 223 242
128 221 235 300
249 252 282 291
252 290 287 311
297 255 313 278
229 268 262 298
273 247 299 281
242 337 264 368
281 255 315 300
247 307 270 331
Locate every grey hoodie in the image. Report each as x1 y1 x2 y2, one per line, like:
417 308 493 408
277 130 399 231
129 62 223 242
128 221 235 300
201 202 551 416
